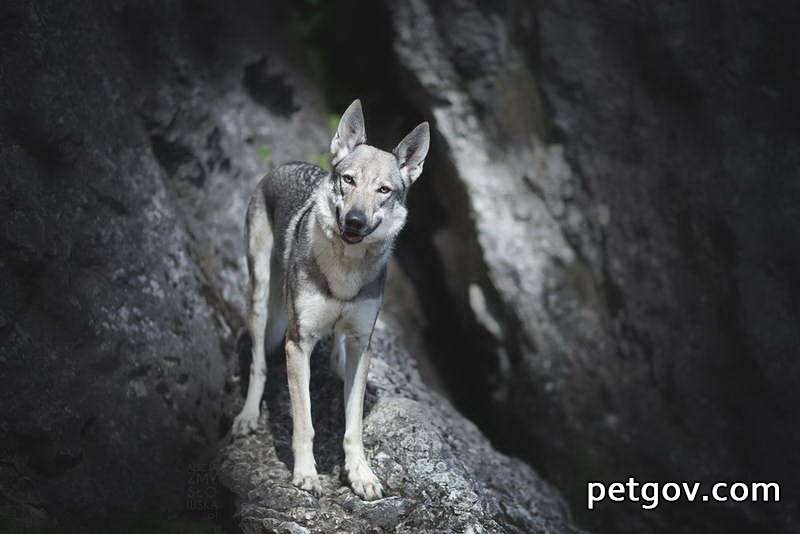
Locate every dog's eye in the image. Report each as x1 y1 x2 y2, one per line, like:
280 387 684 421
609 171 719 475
341 174 355 186
377 185 392 194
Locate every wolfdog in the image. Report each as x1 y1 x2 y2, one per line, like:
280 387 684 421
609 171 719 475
232 99 430 500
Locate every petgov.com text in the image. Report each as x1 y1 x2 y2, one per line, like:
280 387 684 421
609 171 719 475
588 478 780 510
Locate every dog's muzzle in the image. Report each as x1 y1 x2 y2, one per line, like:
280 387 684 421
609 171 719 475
339 208 380 244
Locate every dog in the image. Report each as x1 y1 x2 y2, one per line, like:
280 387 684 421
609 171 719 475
231 99 430 501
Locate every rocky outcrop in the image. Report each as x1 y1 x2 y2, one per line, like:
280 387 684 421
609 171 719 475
217 322 581 534
1 1 229 527
0 0 330 528
388 1 800 533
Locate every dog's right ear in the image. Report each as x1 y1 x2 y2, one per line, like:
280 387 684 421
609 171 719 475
330 99 366 166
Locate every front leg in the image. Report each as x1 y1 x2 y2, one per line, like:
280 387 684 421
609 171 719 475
285 335 322 495
342 324 383 500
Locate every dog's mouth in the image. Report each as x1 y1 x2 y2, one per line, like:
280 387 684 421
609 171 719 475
336 208 381 245
341 229 365 244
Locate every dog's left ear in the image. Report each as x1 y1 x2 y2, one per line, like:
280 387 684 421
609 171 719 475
393 122 430 184
331 99 366 166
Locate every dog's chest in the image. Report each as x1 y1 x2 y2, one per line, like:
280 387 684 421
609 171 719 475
314 239 373 301
294 289 378 337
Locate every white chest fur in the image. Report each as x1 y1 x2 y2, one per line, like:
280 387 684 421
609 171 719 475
311 222 381 301
293 288 380 338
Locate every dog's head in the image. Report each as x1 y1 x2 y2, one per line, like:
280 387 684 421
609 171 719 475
320 99 430 246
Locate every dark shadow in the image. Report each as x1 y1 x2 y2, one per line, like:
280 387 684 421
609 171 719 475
243 57 300 117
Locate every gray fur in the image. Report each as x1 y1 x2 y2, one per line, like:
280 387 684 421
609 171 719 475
232 100 430 501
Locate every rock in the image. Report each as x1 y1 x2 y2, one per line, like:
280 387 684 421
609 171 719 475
388 0 800 532
217 323 582 534
0 1 231 525
0 0 330 527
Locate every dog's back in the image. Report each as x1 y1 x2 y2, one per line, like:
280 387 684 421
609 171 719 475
246 162 327 272
257 162 326 252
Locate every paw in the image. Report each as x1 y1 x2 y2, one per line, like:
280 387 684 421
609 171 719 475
231 408 259 436
346 458 383 501
292 469 322 496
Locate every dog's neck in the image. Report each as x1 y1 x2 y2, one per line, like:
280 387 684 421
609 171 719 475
307 203 390 301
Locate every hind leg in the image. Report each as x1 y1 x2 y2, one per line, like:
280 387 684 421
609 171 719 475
233 244 286 436
264 254 287 357
232 253 269 436
329 331 346 380
233 194 277 436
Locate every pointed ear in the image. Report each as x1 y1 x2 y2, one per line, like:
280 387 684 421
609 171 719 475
330 99 366 166
393 122 430 184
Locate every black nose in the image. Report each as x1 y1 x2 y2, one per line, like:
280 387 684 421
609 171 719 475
344 209 367 232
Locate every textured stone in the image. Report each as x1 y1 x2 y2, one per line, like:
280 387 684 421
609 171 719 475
0 0 330 527
217 325 582 534
0 1 230 524
389 1 800 533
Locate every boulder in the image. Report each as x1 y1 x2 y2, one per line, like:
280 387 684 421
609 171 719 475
217 323 582 534
388 1 800 532
0 0 329 527
0 1 238 526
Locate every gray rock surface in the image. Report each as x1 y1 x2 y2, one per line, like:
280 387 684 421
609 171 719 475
0 1 230 525
389 1 800 533
217 323 581 534
0 0 330 527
